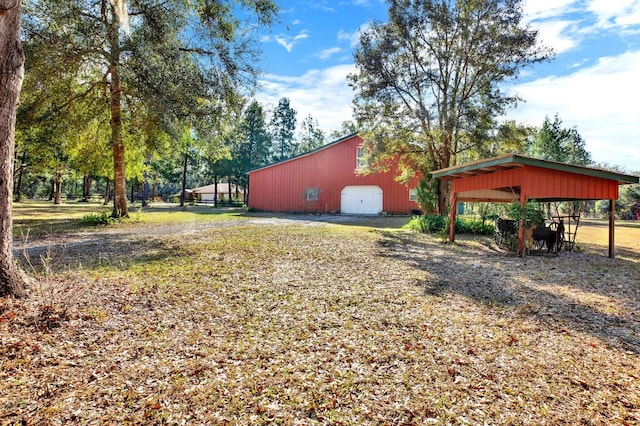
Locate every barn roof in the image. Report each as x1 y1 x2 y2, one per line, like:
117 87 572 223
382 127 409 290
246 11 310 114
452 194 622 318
431 154 639 185
247 132 360 174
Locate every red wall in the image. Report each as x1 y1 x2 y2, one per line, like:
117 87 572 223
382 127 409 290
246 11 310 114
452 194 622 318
248 135 421 213
452 165 619 200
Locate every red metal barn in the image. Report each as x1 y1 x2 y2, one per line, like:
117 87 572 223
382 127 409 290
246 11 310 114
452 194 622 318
247 134 421 214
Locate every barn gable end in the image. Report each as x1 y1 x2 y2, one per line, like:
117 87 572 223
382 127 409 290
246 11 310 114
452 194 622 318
247 134 421 214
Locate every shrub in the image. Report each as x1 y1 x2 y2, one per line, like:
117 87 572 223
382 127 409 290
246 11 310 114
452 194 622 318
404 214 447 233
455 217 495 235
78 211 117 226
506 201 545 227
404 215 494 235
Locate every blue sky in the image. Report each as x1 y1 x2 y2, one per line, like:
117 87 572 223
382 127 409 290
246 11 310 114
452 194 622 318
256 0 640 172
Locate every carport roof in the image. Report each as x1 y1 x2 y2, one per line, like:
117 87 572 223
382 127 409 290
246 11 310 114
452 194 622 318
431 154 639 185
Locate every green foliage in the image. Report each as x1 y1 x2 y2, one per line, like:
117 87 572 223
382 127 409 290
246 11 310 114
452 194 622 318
618 183 640 220
296 114 326 154
350 0 552 213
329 121 359 140
404 214 447 233
415 178 438 214
20 0 278 213
270 97 298 162
466 120 535 162
506 202 545 227
404 215 493 235
455 218 495 235
79 211 118 226
527 114 592 165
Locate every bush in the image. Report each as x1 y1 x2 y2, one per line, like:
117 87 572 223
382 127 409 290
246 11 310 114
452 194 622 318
78 211 117 226
455 217 495 235
404 214 447 233
404 215 494 235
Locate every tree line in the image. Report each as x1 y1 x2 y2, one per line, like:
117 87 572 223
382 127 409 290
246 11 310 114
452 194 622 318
15 91 355 207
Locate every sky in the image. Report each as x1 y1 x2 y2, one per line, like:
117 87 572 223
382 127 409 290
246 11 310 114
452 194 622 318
255 0 640 172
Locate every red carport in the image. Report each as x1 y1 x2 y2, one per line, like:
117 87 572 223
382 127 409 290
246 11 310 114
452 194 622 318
431 154 639 258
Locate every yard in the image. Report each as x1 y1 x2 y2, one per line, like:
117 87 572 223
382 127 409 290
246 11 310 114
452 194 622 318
1 201 639 424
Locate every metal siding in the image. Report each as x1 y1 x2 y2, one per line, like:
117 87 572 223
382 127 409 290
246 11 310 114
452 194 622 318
248 135 421 213
524 166 618 200
451 165 619 201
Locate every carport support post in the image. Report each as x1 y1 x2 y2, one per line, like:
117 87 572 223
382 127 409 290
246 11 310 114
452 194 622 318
609 199 615 258
518 194 526 256
449 192 457 242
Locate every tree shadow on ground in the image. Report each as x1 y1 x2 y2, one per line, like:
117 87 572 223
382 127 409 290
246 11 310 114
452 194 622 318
376 231 640 354
242 212 410 229
13 233 181 274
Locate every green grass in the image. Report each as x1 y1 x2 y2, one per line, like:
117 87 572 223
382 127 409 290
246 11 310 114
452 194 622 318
12 200 246 237
577 218 640 259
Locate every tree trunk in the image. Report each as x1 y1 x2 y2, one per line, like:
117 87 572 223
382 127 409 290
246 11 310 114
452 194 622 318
103 179 111 205
213 174 218 208
82 175 92 201
107 6 128 218
14 165 23 202
142 167 149 207
48 178 54 201
110 70 128 217
53 172 62 205
13 149 25 202
0 0 27 298
437 179 450 216
180 149 188 207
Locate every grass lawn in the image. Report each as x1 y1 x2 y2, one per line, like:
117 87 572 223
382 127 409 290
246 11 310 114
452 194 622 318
12 200 247 237
1 202 639 424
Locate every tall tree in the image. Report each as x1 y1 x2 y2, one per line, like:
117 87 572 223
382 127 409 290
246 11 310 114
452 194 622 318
0 0 27 297
349 0 552 214
22 0 278 217
527 114 592 166
329 120 359 140
296 114 326 154
470 120 534 161
269 97 297 161
234 101 271 192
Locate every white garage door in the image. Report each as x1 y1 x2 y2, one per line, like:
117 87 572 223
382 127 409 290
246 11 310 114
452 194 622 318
341 185 383 215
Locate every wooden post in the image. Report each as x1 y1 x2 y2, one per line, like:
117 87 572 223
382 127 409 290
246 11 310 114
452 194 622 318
449 192 457 242
518 193 526 256
609 199 615 258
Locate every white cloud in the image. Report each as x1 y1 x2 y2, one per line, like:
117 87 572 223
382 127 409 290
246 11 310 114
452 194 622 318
317 47 342 60
257 51 640 169
506 51 640 170
257 65 356 133
587 0 640 27
338 22 375 48
522 0 576 21
532 19 579 54
523 0 575 20
524 0 640 50
274 30 310 52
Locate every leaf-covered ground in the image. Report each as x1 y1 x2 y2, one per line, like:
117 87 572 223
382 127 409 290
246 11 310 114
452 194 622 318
1 218 639 425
